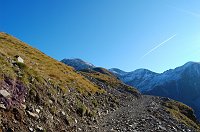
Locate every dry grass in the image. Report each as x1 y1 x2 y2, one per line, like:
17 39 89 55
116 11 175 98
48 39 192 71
164 100 200 130
0 32 102 94
80 68 139 95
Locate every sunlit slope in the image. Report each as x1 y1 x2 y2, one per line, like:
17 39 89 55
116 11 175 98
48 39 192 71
0 32 102 94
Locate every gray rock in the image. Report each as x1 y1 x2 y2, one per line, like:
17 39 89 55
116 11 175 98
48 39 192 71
36 109 40 113
27 111 39 119
158 125 167 131
49 100 53 104
15 56 24 63
0 103 6 109
21 104 26 109
37 126 44 131
29 127 34 132
0 90 10 97
61 111 66 116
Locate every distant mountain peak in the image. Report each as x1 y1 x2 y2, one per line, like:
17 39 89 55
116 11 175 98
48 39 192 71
131 68 158 75
61 58 95 70
183 61 200 68
109 68 128 76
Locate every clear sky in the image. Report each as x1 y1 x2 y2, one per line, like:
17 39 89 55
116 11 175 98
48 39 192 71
1 0 200 73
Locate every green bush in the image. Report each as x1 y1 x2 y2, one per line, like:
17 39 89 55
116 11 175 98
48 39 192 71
15 62 27 69
76 103 87 117
92 99 98 107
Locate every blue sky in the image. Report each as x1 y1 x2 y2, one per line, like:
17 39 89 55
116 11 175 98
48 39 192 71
1 0 200 73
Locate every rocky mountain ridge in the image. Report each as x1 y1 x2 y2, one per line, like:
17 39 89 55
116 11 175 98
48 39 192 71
61 58 95 70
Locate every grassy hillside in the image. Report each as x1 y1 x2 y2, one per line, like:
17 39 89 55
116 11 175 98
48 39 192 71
80 67 140 96
0 32 108 131
163 100 200 130
0 32 102 94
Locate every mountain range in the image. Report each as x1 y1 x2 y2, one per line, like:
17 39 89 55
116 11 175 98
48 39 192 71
63 58 200 120
0 32 199 131
110 62 200 120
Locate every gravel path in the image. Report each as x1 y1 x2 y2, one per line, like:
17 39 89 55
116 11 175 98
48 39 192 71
89 95 196 132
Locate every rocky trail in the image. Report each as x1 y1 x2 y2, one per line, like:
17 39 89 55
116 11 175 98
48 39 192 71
89 95 196 132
